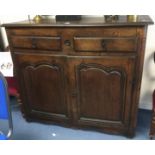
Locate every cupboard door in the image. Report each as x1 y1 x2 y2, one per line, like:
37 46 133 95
14 53 70 123
69 56 135 133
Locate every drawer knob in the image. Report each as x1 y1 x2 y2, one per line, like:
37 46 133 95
64 40 71 46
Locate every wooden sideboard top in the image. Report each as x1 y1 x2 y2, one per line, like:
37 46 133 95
3 15 153 28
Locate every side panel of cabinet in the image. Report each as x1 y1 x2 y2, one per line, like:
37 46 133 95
13 53 71 123
68 56 135 134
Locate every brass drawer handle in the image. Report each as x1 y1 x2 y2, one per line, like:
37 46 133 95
64 40 71 46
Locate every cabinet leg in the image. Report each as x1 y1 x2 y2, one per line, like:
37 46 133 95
149 135 154 140
125 129 135 138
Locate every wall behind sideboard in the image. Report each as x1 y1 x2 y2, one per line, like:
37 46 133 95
139 15 155 109
0 15 155 110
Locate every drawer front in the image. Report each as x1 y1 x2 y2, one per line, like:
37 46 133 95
7 27 138 53
10 36 61 51
7 28 63 36
74 37 137 52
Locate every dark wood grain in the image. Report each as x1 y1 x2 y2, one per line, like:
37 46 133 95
14 53 71 123
4 15 153 137
10 36 61 51
74 37 137 52
67 56 135 134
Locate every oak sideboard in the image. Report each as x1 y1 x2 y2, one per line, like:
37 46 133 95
3 15 153 137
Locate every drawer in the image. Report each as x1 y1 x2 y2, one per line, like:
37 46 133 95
74 37 137 52
10 36 62 51
7 28 63 36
